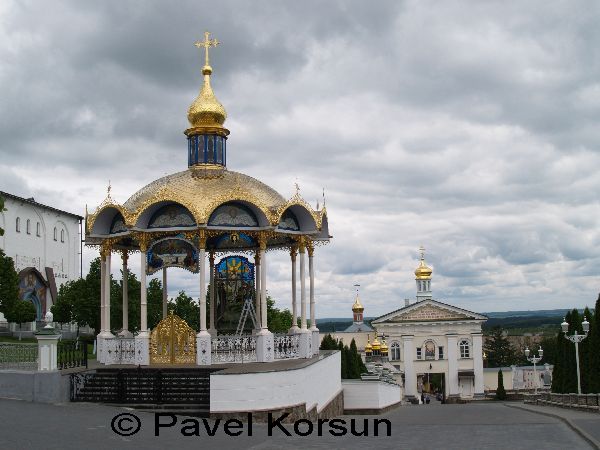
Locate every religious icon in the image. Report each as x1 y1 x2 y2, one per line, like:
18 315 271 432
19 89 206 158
425 341 435 359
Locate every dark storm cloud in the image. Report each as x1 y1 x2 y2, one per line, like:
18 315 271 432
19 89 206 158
1 0 599 315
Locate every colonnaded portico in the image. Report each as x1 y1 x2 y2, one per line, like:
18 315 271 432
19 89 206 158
85 32 330 367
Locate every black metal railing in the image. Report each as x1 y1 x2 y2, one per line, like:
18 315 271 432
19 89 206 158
58 339 88 370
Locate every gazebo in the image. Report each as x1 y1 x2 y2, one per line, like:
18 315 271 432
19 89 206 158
85 33 330 366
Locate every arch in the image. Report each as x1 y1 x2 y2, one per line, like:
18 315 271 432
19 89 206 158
53 227 57 241
18 267 49 321
135 201 197 230
390 341 401 361
89 206 130 235
277 204 317 233
109 212 127 234
459 338 471 358
26 219 31 234
16 217 20 232
208 201 259 228
60 229 65 243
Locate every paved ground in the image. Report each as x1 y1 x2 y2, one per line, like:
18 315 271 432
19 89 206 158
0 399 597 450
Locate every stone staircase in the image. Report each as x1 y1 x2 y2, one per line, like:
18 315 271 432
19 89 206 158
71 368 214 416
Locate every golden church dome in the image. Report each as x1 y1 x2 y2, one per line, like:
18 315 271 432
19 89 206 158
122 169 286 226
380 339 388 355
365 337 372 354
414 246 432 279
352 294 364 313
371 336 381 351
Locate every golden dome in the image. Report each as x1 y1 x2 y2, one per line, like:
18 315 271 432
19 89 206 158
365 337 372 354
414 246 432 279
122 169 286 225
381 339 388 355
352 294 364 313
371 336 381 351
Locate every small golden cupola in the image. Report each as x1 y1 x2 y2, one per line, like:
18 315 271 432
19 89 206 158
185 31 230 169
371 336 381 355
415 246 433 302
380 338 389 356
364 336 373 355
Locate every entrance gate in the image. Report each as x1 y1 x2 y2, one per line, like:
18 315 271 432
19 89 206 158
150 312 196 364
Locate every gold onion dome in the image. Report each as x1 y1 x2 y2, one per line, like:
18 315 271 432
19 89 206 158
186 32 229 135
414 246 432 279
381 339 389 355
352 294 364 313
365 337 372 354
371 336 381 351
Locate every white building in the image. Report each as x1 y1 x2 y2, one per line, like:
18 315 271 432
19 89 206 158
372 248 487 402
0 191 83 325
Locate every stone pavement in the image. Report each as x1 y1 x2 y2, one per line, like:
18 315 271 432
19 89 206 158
508 403 600 449
0 398 595 450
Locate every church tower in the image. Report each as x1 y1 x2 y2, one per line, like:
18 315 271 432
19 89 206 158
352 292 365 324
414 246 432 302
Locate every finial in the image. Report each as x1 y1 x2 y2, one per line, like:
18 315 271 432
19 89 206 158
322 187 326 207
294 181 300 195
419 245 425 261
107 180 112 198
316 199 320 210
354 283 360 293
194 31 220 68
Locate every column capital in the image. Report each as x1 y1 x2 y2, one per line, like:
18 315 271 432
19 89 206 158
254 250 261 264
297 236 306 253
307 240 314 257
100 242 112 259
258 232 268 251
135 232 151 252
198 229 207 249
290 245 298 259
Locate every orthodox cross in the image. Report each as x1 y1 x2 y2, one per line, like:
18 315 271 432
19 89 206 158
107 180 112 198
419 245 425 260
194 31 220 66
294 181 300 195
354 283 360 294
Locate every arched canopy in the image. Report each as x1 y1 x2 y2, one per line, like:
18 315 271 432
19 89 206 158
89 206 128 236
277 204 317 233
136 201 197 230
207 201 268 228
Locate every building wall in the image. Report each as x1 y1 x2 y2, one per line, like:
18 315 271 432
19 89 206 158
342 380 402 410
0 195 81 311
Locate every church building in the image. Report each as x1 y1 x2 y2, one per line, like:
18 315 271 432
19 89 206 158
372 248 487 402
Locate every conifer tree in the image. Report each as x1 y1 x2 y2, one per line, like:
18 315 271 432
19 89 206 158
588 294 600 393
496 369 506 400
0 249 19 315
339 340 347 378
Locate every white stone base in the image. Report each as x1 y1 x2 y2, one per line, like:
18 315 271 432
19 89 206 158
134 333 150 366
256 329 274 362
298 329 313 358
196 331 212 365
117 329 133 338
288 325 300 334
311 328 320 355
36 333 60 371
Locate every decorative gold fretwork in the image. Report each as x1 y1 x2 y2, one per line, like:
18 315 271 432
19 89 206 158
150 312 197 364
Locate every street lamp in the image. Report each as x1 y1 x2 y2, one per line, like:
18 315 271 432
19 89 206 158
524 346 543 394
561 316 590 395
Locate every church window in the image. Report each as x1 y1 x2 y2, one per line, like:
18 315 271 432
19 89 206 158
438 346 444 359
391 342 400 361
60 229 65 243
36 222 41 237
459 339 470 358
216 137 223 163
416 347 422 360
26 219 31 234
53 227 57 241
207 136 214 163
16 217 20 232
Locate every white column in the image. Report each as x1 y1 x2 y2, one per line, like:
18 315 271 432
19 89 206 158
446 334 459 398
209 253 216 336
140 251 148 334
472 333 485 396
104 251 112 334
36 333 60 371
100 254 106 333
299 244 307 330
119 251 132 337
255 252 261 329
162 267 168 318
256 236 274 362
196 236 211 365
289 246 299 332
403 335 417 399
308 244 319 355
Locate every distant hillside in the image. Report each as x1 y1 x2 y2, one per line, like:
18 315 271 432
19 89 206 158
483 309 572 319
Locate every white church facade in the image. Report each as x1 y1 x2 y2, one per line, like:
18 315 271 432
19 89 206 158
0 191 83 326
372 248 487 402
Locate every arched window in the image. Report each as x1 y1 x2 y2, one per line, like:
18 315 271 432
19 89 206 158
53 227 57 241
60 229 65 243
424 340 436 360
36 222 41 237
391 342 401 361
459 339 470 358
207 136 214 163
26 219 31 234
16 217 20 232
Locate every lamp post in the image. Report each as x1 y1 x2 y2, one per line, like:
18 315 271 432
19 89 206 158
561 316 590 395
524 346 543 394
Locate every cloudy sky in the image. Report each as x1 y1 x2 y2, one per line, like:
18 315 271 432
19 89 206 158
2 0 599 317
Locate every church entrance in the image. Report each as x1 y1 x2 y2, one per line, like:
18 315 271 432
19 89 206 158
150 312 196 364
420 372 446 399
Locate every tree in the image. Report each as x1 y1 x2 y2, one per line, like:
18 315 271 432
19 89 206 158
169 291 199 331
496 369 507 400
588 294 600 393
348 338 367 378
147 278 164 330
320 333 338 350
266 296 292 333
0 248 19 315
484 327 518 367
5 300 36 340
339 340 348 379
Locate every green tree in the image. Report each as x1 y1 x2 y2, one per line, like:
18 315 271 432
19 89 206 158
338 340 347 378
320 333 338 350
347 338 366 378
147 278 164 330
266 296 292 333
169 291 199 331
588 294 600 393
6 300 36 340
580 306 593 393
484 327 518 367
496 369 506 400
0 248 19 315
